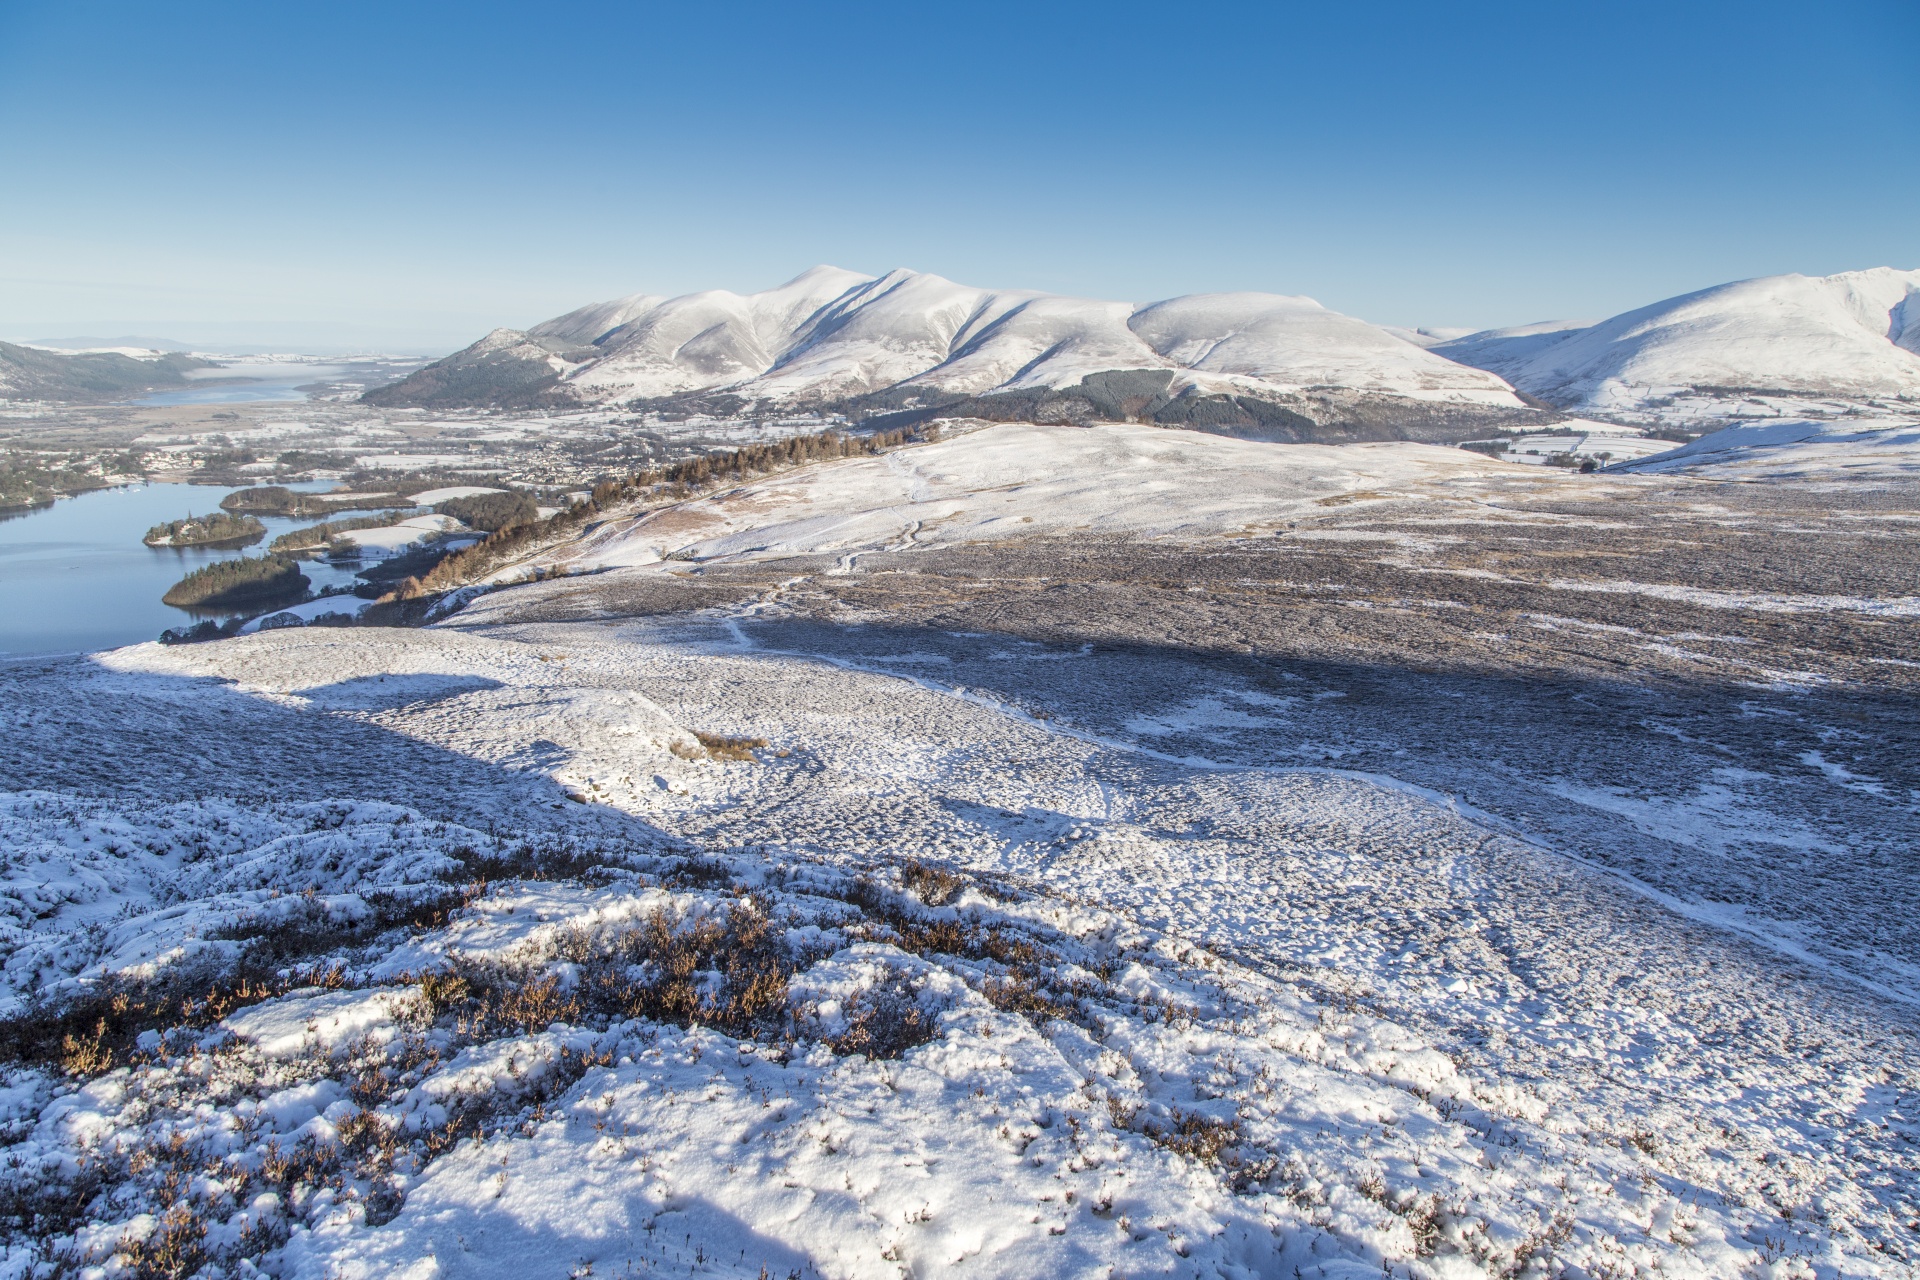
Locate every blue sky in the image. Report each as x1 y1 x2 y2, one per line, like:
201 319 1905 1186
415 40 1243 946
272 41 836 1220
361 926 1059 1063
0 0 1914 350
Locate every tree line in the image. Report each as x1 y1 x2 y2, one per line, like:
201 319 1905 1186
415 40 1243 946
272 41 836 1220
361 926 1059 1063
420 425 931 592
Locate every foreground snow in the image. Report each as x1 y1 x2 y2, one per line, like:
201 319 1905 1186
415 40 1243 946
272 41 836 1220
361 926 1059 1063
2 424 1915 1278
0 613 1911 1278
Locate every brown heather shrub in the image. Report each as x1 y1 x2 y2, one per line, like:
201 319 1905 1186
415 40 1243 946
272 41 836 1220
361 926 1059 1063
838 875 1104 1030
899 858 967 907
5 965 357 1077
422 896 801 1041
118 1201 208 1280
825 971 939 1060
690 730 768 762
1144 1108 1243 1165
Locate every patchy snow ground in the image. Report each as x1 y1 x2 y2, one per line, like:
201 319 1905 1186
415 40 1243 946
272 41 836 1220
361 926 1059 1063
1 426 1915 1279
0 615 1913 1280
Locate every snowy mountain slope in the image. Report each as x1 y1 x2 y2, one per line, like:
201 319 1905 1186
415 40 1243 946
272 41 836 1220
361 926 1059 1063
564 265 876 401
366 267 1534 436
544 422 1556 573
360 327 590 408
1425 319 1595 376
525 291 667 345
1609 415 1920 479
1132 294 1518 404
3 585 1912 1276
1435 268 1920 421
1373 325 1475 349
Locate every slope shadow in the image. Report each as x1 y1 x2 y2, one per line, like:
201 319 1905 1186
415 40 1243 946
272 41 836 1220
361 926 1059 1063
715 613 1920 990
0 655 665 848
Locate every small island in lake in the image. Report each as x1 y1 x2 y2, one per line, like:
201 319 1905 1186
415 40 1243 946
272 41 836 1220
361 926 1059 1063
143 512 266 547
221 486 411 518
219 485 327 517
161 554 309 608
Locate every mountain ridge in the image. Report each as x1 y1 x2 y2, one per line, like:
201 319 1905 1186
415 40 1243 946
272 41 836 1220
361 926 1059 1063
1434 267 1920 423
0 341 213 402
364 267 1545 443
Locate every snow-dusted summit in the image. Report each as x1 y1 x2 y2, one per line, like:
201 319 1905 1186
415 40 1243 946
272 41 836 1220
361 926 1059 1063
1434 268 1920 424
368 268 1539 441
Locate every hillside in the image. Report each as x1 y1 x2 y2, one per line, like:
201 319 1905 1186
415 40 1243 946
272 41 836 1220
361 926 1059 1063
365 267 1543 441
0 340 212 401
1609 415 1920 480
1434 267 1920 424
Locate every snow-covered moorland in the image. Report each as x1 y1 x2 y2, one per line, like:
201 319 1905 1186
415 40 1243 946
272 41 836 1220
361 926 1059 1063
2 424 1917 1279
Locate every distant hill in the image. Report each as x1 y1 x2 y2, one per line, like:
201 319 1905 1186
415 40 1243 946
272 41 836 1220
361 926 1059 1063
365 267 1546 443
0 341 213 401
25 335 198 353
1433 268 1920 422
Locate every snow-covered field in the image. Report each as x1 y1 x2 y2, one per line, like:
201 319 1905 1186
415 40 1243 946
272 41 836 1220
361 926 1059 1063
2 425 1916 1279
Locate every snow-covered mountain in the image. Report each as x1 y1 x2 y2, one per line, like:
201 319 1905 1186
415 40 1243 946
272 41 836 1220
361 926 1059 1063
1433 268 1920 423
367 267 1540 441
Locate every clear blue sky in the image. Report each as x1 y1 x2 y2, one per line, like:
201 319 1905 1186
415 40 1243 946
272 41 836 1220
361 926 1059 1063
1 0 1914 351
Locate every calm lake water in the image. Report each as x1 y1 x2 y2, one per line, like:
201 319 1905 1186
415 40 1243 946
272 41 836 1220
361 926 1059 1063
0 482 366 658
138 362 354 406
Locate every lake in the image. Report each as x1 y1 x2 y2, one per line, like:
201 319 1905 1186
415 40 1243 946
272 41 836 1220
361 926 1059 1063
138 362 355 406
0 482 369 658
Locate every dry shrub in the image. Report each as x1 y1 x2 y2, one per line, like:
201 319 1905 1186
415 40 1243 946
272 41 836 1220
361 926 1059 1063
685 731 768 763
4 964 355 1077
840 876 1102 1029
1145 1108 1243 1165
424 896 798 1040
980 971 1082 1025
118 1201 208 1280
825 971 940 1060
900 859 967 907
451 836 620 884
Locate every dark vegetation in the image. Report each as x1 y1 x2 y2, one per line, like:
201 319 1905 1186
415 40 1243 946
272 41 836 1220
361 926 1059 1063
0 451 142 512
433 490 537 532
359 331 588 409
143 512 264 547
160 555 307 608
693 730 768 761
218 486 328 517
0 341 212 402
836 369 1553 443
